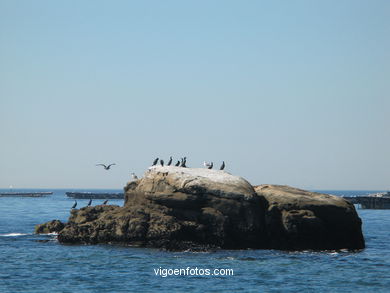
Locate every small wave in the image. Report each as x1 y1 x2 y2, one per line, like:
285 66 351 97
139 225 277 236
0 233 29 237
44 232 58 236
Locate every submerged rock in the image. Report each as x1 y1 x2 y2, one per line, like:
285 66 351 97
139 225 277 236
39 167 365 251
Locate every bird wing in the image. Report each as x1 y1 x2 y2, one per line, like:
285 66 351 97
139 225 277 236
108 163 116 167
96 164 107 168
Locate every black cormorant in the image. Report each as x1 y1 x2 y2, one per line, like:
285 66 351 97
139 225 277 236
71 200 77 209
220 161 225 170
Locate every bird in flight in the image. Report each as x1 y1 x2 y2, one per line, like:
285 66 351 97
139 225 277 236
96 163 116 170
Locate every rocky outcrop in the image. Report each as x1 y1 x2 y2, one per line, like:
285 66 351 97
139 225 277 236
58 167 266 250
38 166 365 251
35 220 65 234
255 184 365 250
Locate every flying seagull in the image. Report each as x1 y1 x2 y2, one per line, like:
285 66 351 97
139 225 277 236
71 200 77 209
87 199 92 206
220 161 225 170
131 172 138 180
152 158 159 166
103 200 108 205
167 156 172 166
96 163 116 170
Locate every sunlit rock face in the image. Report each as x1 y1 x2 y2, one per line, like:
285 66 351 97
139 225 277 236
47 167 364 251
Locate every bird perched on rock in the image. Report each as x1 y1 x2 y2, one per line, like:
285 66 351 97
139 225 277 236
208 162 213 169
87 199 92 206
160 159 164 166
131 172 138 180
220 161 225 170
180 157 187 168
203 161 212 168
71 200 77 209
96 163 116 170
152 158 159 166
167 156 172 166
175 160 180 166
103 200 108 205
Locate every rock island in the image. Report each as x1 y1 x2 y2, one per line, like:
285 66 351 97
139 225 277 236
36 166 365 251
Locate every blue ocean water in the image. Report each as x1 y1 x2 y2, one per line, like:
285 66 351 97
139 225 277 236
1 189 390 293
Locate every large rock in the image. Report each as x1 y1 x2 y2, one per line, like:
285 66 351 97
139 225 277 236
255 184 365 250
40 167 365 251
58 166 266 250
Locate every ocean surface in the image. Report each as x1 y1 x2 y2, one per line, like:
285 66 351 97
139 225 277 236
1 189 390 293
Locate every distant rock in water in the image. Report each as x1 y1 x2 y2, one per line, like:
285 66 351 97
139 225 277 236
38 166 365 251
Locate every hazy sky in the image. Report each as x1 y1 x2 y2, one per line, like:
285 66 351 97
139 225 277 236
1 1 389 190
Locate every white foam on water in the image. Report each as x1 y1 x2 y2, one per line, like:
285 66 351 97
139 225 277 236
0 233 29 237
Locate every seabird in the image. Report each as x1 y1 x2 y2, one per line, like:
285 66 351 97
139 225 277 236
180 157 187 168
103 200 108 205
160 159 164 166
208 162 213 169
152 158 159 166
203 161 212 168
87 199 92 206
96 163 116 170
167 156 172 166
131 172 138 180
71 200 77 209
220 161 225 170
175 160 180 166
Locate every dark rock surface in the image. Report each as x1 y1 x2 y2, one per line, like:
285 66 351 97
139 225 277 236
35 219 65 234
37 167 365 251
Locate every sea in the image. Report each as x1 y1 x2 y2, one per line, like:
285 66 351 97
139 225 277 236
1 189 390 293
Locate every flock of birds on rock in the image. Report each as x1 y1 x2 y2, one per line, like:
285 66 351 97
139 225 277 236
82 158 226 209
151 157 225 170
71 199 108 209
152 156 187 167
95 157 226 177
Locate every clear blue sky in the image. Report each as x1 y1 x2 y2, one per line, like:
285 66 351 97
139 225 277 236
1 0 389 189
